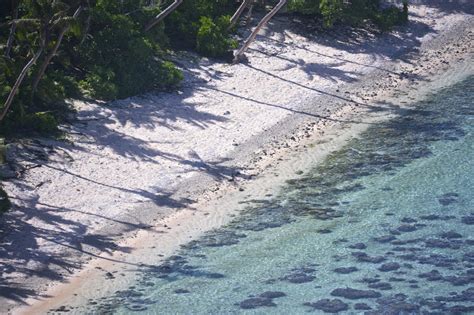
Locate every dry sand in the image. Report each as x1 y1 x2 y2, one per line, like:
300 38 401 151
1 2 473 314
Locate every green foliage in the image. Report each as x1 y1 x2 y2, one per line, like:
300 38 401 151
73 1 182 100
0 138 6 165
197 16 237 58
371 4 409 32
26 112 59 133
288 0 408 29
0 187 11 214
320 0 343 28
165 0 237 57
0 0 410 139
288 0 321 15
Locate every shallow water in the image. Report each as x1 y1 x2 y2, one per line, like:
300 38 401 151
82 77 473 314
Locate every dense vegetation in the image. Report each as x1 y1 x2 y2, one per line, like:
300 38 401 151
0 0 408 211
288 0 408 29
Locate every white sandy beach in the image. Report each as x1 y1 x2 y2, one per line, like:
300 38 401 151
1 2 473 313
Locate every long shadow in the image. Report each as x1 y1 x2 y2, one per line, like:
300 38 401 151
204 85 387 125
241 63 402 113
0 179 197 304
1 1 465 306
42 164 196 209
249 43 421 81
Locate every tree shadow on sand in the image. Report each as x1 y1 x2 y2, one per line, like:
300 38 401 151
0 1 467 305
0 67 246 306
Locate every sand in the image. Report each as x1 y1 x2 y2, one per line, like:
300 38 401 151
1 2 473 314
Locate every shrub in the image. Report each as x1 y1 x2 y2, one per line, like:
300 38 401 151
196 16 237 58
0 187 10 214
320 0 344 28
73 4 182 100
287 0 321 15
287 0 408 30
27 112 59 133
0 138 6 165
165 0 237 53
372 5 408 32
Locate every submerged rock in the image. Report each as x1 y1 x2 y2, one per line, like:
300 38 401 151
373 235 396 243
174 289 190 294
439 231 463 239
281 272 315 284
348 243 367 250
397 224 417 232
425 238 458 249
303 299 349 313
258 291 286 299
418 270 443 281
331 288 382 299
352 252 386 264
438 193 459 206
368 282 392 290
354 303 372 310
401 217 417 223
334 267 358 274
239 297 276 309
462 215 474 225
378 262 400 272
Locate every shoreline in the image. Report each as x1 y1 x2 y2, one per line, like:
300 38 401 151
2 5 473 314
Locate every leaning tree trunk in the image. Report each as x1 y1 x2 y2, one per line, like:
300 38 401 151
31 5 83 95
0 47 43 122
144 0 183 32
229 0 253 28
233 0 287 63
4 1 19 59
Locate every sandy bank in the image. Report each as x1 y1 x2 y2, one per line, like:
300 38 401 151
1 2 473 314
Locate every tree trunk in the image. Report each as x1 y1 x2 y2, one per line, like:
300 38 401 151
229 0 253 28
4 1 19 59
144 0 183 32
79 1 92 45
244 4 255 26
31 5 83 95
233 0 287 63
0 47 43 123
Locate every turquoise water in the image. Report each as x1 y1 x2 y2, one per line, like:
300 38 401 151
85 77 473 314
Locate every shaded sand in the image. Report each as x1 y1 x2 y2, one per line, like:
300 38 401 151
1 2 473 314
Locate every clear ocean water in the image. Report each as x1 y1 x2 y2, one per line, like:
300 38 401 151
84 76 474 314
